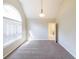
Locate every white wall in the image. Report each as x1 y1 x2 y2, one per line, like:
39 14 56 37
29 18 56 40
56 0 76 57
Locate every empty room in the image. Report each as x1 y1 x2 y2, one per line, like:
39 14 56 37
3 0 76 59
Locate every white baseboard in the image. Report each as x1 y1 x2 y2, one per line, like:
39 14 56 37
58 41 76 58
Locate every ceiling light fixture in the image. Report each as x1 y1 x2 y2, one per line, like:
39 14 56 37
39 0 45 17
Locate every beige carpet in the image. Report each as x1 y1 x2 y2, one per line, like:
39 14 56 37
5 40 75 59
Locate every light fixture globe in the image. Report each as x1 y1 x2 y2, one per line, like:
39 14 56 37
40 13 45 17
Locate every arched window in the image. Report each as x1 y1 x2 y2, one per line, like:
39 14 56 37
3 4 22 44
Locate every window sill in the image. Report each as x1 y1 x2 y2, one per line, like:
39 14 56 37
3 35 25 58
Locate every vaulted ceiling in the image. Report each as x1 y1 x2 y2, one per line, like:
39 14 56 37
20 0 63 19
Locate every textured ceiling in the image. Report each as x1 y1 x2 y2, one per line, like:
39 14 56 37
20 0 63 19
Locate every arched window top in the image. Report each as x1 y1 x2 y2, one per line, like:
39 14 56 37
4 4 22 21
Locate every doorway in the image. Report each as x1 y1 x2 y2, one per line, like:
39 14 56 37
48 23 56 41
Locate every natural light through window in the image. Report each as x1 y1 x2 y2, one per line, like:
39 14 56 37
4 4 21 21
3 4 22 45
